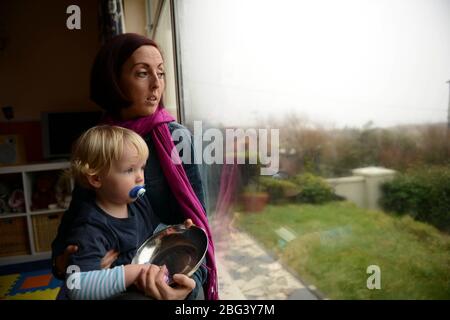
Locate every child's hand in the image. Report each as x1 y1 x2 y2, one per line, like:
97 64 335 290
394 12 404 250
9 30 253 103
125 264 152 287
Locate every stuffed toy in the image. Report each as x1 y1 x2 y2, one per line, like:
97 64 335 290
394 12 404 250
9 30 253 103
8 189 25 213
0 182 10 213
0 198 8 214
31 173 57 210
55 173 72 209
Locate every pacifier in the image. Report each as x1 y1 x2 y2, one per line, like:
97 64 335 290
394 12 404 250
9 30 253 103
129 185 146 199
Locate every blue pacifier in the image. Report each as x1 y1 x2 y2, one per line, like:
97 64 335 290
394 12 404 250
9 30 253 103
129 185 146 199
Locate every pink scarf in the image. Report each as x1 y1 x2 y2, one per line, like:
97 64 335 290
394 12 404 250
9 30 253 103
103 106 218 300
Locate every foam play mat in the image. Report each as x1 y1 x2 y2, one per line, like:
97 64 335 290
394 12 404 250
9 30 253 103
0 269 62 300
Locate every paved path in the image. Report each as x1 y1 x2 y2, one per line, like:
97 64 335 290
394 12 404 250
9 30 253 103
214 227 319 300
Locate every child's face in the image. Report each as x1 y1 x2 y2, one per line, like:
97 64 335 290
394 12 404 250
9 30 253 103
99 142 147 204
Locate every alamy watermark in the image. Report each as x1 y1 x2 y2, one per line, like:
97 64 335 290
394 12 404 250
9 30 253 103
66 5 81 30
66 265 81 290
366 265 381 290
171 121 279 175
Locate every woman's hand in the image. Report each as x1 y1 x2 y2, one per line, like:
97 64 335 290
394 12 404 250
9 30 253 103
184 219 194 228
55 245 78 277
135 265 195 300
100 249 119 269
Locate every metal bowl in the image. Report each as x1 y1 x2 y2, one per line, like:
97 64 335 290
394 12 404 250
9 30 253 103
132 224 208 284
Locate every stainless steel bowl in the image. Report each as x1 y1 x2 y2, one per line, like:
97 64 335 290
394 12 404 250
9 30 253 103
132 224 208 284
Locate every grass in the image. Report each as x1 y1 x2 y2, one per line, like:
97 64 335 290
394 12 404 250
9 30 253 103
235 201 450 299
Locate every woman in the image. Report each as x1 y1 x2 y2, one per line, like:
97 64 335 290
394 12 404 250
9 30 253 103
52 33 218 300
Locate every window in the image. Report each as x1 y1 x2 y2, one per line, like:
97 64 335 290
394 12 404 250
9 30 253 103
152 0 178 120
168 0 450 300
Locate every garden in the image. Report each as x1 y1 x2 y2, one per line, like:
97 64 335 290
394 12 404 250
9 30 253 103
235 200 450 299
218 115 450 299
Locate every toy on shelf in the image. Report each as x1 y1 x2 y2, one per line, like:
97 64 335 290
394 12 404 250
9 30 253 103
55 173 72 209
8 189 25 213
31 173 57 211
0 182 11 214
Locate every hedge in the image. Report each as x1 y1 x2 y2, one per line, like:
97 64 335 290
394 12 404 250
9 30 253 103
380 166 450 232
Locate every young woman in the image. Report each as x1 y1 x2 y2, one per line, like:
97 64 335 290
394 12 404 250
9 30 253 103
52 33 218 300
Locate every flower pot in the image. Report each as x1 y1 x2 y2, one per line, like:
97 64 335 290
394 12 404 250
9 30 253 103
241 192 269 212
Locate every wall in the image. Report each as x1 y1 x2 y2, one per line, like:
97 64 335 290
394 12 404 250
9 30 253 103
327 167 397 211
0 123 42 162
0 0 101 162
123 0 147 35
0 0 101 122
327 176 366 208
149 0 163 37
352 167 397 210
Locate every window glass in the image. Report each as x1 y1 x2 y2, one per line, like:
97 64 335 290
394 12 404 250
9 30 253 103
173 0 450 300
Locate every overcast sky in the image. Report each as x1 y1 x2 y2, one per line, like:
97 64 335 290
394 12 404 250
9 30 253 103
177 0 450 128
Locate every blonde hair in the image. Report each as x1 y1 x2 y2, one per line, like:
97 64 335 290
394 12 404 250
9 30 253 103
70 125 149 189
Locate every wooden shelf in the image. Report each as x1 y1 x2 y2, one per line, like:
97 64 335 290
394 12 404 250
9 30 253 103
0 161 71 265
0 161 70 174
0 252 51 266
0 213 27 219
29 208 68 216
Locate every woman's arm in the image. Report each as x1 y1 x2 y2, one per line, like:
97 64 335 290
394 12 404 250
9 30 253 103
186 263 208 300
168 122 207 211
169 122 209 299
144 123 209 299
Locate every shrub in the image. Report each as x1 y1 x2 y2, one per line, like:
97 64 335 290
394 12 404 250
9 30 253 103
381 166 450 232
290 173 336 204
259 177 299 203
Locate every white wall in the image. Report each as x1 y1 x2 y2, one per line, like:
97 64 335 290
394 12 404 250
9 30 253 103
327 176 366 208
327 167 396 211
124 0 147 35
0 0 101 122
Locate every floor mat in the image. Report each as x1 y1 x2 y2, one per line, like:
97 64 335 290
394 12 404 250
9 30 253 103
0 268 62 300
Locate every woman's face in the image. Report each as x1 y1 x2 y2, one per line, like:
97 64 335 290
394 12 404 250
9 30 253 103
119 45 165 120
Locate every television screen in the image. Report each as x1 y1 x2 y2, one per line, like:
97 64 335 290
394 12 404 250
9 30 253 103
41 111 103 159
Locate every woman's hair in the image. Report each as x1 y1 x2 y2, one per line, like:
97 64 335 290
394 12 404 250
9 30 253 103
70 125 149 188
90 33 163 115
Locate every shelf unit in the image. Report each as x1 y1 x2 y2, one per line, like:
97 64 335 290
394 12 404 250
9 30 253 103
0 161 71 266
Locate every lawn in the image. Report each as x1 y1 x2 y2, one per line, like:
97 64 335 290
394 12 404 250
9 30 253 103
235 201 450 299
